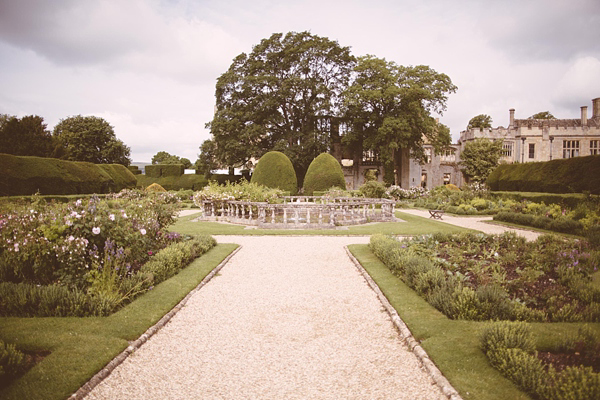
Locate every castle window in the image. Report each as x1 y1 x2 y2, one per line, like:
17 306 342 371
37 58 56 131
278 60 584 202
562 140 579 159
424 148 432 164
502 142 513 157
528 143 535 159
440 148 455 162
443 173 451 185
421 172 427 188
591 140 599 155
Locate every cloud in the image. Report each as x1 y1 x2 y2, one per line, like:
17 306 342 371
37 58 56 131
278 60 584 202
553 56 600 111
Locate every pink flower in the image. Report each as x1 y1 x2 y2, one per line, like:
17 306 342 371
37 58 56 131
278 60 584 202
92 227 101 235
14 243 19 252
140 228 147 235
109 214 115 221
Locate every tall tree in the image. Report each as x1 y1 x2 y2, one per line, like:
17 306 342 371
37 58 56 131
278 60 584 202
207 31 356 183
460 138 504 183
342 56 456 184
53 115 131 165
152 151 181 165
529 111 555 119
0 114 56 157
467 114 492 130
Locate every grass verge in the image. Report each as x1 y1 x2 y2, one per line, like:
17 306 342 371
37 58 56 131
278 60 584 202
171 211 474 236
0 244 238 400
347 244 600 400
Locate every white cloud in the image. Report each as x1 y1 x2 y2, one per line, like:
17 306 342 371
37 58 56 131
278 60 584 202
553 56 600 112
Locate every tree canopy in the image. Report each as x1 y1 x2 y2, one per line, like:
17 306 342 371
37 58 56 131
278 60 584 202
206 31 356 183
342 56 455 183
204 32 457 185
0 114 56 157
467 114 493 130
53 115 131 165
460 138 504 183
151 151 191 168
529 111 555 120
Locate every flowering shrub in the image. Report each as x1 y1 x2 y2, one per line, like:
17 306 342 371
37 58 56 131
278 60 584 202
385 185 428 200
193 181 284 205
0 191 179 289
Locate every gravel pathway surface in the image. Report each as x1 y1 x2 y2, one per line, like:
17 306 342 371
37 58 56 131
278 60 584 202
86 236 446 399
399 209 542 241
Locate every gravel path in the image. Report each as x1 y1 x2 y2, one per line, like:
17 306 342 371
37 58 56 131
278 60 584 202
86 236 446 399
399 209 542 241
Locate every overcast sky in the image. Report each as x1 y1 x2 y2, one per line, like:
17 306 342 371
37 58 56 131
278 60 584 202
1 0 599 162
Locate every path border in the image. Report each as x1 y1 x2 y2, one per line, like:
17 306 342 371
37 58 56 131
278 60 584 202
345 246 463 400
70 245 242 400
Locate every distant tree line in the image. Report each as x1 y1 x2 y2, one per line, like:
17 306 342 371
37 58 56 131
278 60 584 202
0 114 131 165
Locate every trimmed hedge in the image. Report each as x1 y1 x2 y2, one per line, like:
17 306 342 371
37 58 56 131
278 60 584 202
145 164 185 178
303 153 346 195
136 174 209 191
494 211 584 235
127 165 142 175
250 151 298 195
0 153 136 196
490 191 592 209
487 155 600 194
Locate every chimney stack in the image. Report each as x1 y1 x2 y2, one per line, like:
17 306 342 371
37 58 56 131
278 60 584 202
593 98 600 120
581 106 588 126
509 108 515 128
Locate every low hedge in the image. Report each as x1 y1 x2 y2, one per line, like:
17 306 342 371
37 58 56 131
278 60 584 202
145 164 184 178
0 154 136 196
0 235 216 317
494 211 584 235
490 192 593 209
136 174 209 191
487 155 600 194
481 321 600 400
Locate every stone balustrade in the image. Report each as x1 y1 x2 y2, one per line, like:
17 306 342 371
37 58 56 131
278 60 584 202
199 196 396 229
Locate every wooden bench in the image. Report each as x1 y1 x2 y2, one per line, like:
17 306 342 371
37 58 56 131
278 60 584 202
428 209 444 220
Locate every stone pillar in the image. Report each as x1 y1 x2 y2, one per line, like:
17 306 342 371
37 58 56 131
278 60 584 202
581 106 588 126
593 98 600 120
509 108 515 128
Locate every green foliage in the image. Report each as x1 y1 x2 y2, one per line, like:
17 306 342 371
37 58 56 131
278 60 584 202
303 153 346 195
480 321 536 355
358 180 387 198
0 114 56 157
151 152 192 169
193 180 284 204
494 212 584 235
342 55 456 180
529 111 555 120
144 164 184 178
0 154 137 196
0 339 26 381
53 115 131 165
460 138 504 183
487 155 600 194
136 174 208 191
250 151 298 195
208 31 356 183
467 114 493 130
127 165 141 175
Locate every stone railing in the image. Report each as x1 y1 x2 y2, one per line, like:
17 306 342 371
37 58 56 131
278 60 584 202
199 196 396 229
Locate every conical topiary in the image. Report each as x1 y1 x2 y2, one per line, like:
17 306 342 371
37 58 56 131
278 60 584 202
145 182 167 192
303 153 346 195
250 151 298 195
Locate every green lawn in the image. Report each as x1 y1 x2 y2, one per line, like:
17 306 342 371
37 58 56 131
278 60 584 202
171 210 474 236
348 244 600 400
0 244 238 400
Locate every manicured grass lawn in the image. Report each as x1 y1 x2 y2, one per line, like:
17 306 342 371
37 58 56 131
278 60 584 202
347 244 600 400
0 244 238 400
171 210 474 236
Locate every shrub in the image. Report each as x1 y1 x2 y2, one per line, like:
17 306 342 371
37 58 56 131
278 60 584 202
145 164 184 178
0 339 26 381
303 153 346 195
136 174 208 191
480 321 536 355
0 154 137 196
250 151 298 195
145 183 167 192
549 366 600 400
358 181 387 198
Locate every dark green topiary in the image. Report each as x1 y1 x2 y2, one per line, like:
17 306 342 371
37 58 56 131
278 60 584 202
145 164 184 178
250 151 298 195
303 153 346 195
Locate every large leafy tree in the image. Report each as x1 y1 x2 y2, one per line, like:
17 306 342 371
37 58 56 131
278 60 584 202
0 114 56 157
460 138 504 183
206 31 356 183
467 114 492 130
53 115 131 165
529 111 555 120
342 56 456 184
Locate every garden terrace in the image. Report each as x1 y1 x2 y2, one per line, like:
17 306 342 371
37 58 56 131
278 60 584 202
199 196 397 229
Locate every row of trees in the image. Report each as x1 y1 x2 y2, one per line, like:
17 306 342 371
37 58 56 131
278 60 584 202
201 31 458 185
0 114 131 165
467 111 556 130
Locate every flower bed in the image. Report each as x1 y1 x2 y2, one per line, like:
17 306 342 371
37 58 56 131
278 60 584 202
370 232 600 322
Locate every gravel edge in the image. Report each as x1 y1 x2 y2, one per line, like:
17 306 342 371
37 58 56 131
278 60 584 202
71 245 242 400
344 246 463 400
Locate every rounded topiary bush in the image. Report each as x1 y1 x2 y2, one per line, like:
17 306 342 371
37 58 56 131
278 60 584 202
250 151 298 195
303 153 346 195
145 183 167 192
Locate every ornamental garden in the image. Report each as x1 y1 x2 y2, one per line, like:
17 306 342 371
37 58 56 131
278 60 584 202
1 151 599 400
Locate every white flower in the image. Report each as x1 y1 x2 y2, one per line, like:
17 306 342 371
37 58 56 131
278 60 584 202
109 214 115 221
68 235 75 242
14 243 19 252
65 219 73 226
140 228 147 235
76 199 82 206
92 227 101 235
